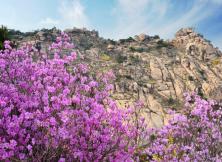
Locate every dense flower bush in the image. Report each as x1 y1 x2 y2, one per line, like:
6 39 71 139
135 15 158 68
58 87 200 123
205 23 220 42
1 32 222 162
144 93 222 161
0 33 146 161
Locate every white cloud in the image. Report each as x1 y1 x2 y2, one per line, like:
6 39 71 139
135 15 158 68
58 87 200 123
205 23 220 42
155 1 213 38
108 0 220 41
207 0 222 4
116 0 150 15
212 35 222 50
110 0 169 39
39 17 59 27
58 0 90 29
40 0 90 30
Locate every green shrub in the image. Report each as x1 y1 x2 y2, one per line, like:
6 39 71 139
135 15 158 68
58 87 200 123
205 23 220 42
211 58 220 66
116 55 127 63
198 69 206 80
188 75 194 81
119 39 127 44
108 39 116 45
119 37 134 44
129 46 144 53
198 69 205 76
157 40 170 49
148 79 156 84
100 53 111 61
167 96 182 109
126 37 134 42
129 46 136 52
197 87 205 98
168 96 175 105
0 25 10 49
130 55 140 63
84 43 93 50
136 47 144 53
153 35 160 39
125 75 133 80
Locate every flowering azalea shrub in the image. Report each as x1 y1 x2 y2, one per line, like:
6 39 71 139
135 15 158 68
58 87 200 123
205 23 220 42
1 32 222 162
144 93 222 161
0 33 147 161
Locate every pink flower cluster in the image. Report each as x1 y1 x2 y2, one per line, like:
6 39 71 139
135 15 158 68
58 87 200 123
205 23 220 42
145 93 222 161
0 33 144 161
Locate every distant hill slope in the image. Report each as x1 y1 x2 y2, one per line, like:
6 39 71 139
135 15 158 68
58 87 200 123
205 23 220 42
9 27 222 127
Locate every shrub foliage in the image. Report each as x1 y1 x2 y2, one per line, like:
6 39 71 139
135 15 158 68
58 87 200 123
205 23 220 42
0 25 10 49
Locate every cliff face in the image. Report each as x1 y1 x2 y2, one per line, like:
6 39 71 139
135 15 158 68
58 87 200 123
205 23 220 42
10 27 222 127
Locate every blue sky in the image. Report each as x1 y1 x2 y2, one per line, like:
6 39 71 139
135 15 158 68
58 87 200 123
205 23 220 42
1 0 222 49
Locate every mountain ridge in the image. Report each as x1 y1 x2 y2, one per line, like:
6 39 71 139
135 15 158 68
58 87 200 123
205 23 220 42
9 27 222 127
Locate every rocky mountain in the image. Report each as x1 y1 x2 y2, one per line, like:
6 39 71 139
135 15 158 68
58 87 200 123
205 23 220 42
9 27 222 127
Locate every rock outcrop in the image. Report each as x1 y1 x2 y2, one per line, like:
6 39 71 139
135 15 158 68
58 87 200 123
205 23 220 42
10 27 222 127
172 28 221 61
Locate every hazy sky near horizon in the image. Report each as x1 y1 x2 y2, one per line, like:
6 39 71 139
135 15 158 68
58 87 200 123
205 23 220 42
1 0 222 49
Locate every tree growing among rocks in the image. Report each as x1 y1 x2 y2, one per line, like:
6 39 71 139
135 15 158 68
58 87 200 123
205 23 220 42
0 25 10 49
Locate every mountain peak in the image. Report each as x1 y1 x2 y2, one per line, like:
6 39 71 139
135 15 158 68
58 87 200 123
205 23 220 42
172 28 221 61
